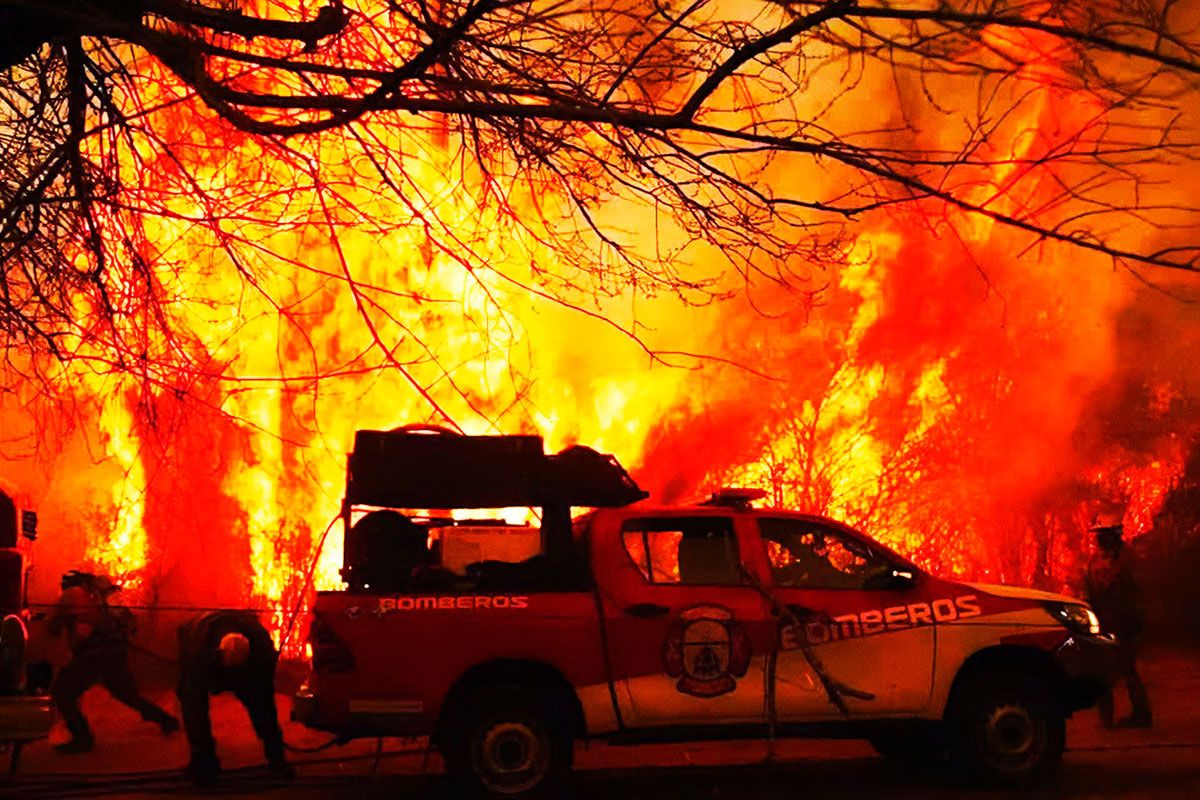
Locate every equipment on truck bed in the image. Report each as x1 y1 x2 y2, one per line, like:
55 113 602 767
340 426 646 592
342 511 431 593
345 425 647 510
440 525 541 574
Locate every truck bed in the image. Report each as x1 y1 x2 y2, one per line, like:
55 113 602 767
303 589 614 736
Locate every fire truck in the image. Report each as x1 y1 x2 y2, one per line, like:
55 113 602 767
294 428 1116 795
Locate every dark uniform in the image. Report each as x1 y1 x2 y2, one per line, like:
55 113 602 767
1084 526 1152 728
176 610 291 785
47 573 179 753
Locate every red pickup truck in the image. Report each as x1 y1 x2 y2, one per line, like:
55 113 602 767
294 430 1116 796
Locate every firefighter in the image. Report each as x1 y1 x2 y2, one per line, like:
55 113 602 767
1085 522 1153 728
176 610 293 786
46 571 179 754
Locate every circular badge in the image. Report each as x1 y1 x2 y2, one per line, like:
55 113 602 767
663 605 751 698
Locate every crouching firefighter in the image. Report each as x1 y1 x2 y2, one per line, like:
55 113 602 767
48 570 180 754
176 610 294 786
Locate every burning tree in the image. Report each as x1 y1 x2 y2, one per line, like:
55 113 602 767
2 1 1200 645
3 1 1199 359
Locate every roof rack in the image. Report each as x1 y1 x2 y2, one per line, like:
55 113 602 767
345 427 648 510
700 487 767 511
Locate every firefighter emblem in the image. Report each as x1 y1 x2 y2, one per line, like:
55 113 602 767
663 605 751 698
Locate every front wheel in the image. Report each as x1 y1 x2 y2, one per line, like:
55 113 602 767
949 671 1065 787
441 685 573 798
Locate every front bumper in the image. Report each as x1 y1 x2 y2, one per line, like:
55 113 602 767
0 694 54 742
1054 633 1121 711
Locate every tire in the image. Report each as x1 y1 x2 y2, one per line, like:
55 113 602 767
440 684 574 798
948 670 1065 787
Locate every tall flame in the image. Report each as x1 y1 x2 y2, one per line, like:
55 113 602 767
93 391 149 587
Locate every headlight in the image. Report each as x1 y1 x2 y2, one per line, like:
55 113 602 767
1044 602 1101 635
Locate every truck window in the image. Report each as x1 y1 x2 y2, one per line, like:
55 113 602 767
621 517 740 585
758 518 891 590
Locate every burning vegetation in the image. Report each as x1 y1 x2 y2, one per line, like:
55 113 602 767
1 1 1200 652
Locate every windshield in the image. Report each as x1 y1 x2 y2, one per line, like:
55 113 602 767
758 516 910 590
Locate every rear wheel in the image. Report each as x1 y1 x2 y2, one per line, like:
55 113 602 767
948 670 1065 787
441 684 573 797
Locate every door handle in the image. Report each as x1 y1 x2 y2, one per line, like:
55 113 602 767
623 603 670 618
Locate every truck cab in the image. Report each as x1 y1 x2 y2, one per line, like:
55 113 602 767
296 430 1116 796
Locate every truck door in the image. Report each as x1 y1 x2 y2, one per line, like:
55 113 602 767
595 513 771 729
753 517 935 720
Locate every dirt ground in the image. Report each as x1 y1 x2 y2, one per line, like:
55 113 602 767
3 646 1198 799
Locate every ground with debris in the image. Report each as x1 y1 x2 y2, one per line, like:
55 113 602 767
4 646 1198 798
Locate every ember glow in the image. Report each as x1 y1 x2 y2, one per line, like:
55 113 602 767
2 1 1199 653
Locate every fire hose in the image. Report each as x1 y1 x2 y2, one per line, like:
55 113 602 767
737 565 875 758
116 640 347 755
5 738 433 798
25 512 341 652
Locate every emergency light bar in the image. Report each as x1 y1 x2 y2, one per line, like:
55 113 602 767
702 487 767 510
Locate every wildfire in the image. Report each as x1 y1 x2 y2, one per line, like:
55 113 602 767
0 3 1196 653
92 390 149 589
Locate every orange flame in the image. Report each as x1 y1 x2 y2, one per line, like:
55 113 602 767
0 6 1194 650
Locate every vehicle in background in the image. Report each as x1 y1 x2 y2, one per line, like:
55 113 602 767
0 489 53 773
294 428 1117 796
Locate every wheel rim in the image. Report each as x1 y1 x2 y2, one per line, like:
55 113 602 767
472 720 549 794
982 701 1044 772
